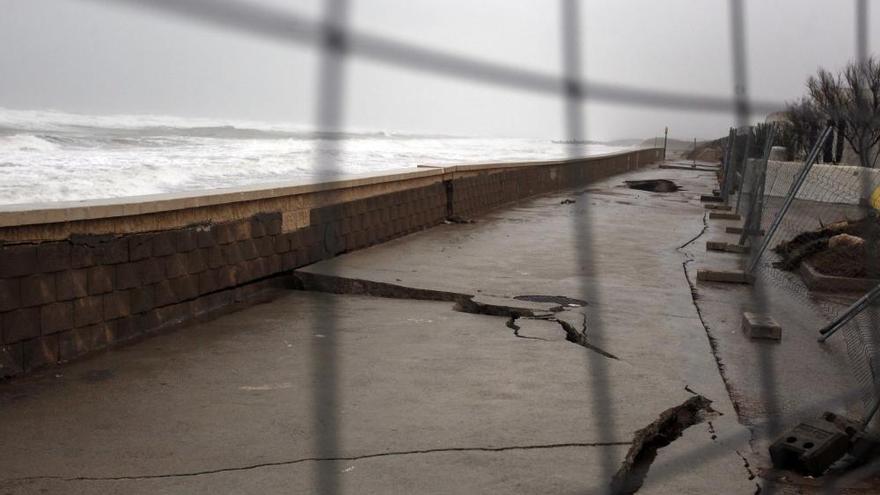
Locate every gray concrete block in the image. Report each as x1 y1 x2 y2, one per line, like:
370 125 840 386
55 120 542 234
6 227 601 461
709 211 742 220
742 312 781 340
696 269 752 284
706 241 749 254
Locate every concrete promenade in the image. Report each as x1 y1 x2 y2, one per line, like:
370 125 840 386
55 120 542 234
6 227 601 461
0 163 806 494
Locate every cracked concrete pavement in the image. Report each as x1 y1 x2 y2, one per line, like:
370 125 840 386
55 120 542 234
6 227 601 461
0 164 762 494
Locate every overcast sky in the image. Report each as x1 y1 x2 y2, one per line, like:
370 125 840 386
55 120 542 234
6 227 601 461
1 0 878 140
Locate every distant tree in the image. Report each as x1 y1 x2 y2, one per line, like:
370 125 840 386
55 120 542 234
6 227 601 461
808 57 880 168
784 97 824 159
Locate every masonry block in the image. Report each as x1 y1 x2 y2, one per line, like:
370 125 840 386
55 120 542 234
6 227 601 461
274 235 290 255
706 241 749 254
21 274 56 307
103 291 132 320
171 276 199 302
174 229 198 253
255 237 274 258
151 231 176 257
36 242 71 273
700 194 724 203
185 250 207 274
239 240 258 261
230 220 251 241
198 270 219 295
212 222 236 245
87 265 114 294
709 211 742 221
70 244 97 269
222 243 243 265
74 296 103 328
129 234 154 261
129 286 155 314
140 259 165 285
41 302 74 334
96 238 129 265
770 421 850 476
0 278 21 312
115 262 143 290
153 280 177 307
215 266 239 288
696 269 753 284
2 307 41 343
56 269 88 301
163 253 188 278
22 335 59 371
58 324 109 361
0 245 37 278
204 246 225 269
197 228 216 248
743 312 782 340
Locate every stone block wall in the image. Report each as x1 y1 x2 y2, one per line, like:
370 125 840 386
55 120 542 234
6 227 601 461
0 149 661 376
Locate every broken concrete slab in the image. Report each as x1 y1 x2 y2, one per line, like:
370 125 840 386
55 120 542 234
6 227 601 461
742 312 782 341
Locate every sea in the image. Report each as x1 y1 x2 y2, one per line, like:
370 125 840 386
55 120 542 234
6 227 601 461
0 108 629 205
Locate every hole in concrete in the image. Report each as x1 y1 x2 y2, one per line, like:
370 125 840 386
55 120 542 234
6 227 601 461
803 442 815 449
513 295 587 307
787 436 797 443
624 179 680 193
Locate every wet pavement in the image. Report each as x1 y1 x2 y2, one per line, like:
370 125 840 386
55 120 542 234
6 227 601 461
0 162 869 493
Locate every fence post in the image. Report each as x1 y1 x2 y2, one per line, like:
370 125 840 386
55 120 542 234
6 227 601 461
721 127 736 201
818 283 880 342
738 124 775 247
744 126 832 274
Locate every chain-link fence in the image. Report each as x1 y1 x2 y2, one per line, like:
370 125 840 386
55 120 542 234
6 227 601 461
722 121 880 425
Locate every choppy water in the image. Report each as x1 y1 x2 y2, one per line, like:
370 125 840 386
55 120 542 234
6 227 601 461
0 108 628 205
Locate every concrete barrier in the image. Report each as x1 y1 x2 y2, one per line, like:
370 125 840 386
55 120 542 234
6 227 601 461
0 148 662 376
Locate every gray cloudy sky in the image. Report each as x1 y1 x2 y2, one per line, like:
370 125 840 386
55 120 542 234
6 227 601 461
1 0 878 140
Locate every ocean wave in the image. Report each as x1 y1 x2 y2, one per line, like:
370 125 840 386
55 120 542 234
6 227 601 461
0 134 59 152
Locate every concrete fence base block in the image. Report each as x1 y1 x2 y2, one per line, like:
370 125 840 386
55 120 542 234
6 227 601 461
706 241 749 254
725 226 765 235
742 312 782 340
704 204 732 211
700 194 724 203
709 211 742 221
696 268 753 284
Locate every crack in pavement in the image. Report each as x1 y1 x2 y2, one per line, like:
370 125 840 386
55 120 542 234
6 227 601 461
2 441 632 483
610 394 717 495
291 270 620 360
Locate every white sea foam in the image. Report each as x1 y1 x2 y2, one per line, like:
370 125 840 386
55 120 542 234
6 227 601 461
0 108 630 205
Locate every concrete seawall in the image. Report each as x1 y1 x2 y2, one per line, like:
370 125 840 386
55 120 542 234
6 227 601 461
0 148 662 376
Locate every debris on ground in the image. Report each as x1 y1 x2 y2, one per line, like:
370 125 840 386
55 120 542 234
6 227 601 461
773 216 880 278
624 179 680 193
560 198 576 205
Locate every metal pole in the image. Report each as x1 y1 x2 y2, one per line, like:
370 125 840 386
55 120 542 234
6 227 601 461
735 129 752 213
663 127 668 161
693 137 697 167
721 127 736 201
818 283 880 342
739 123 775 246
746 126 832 274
